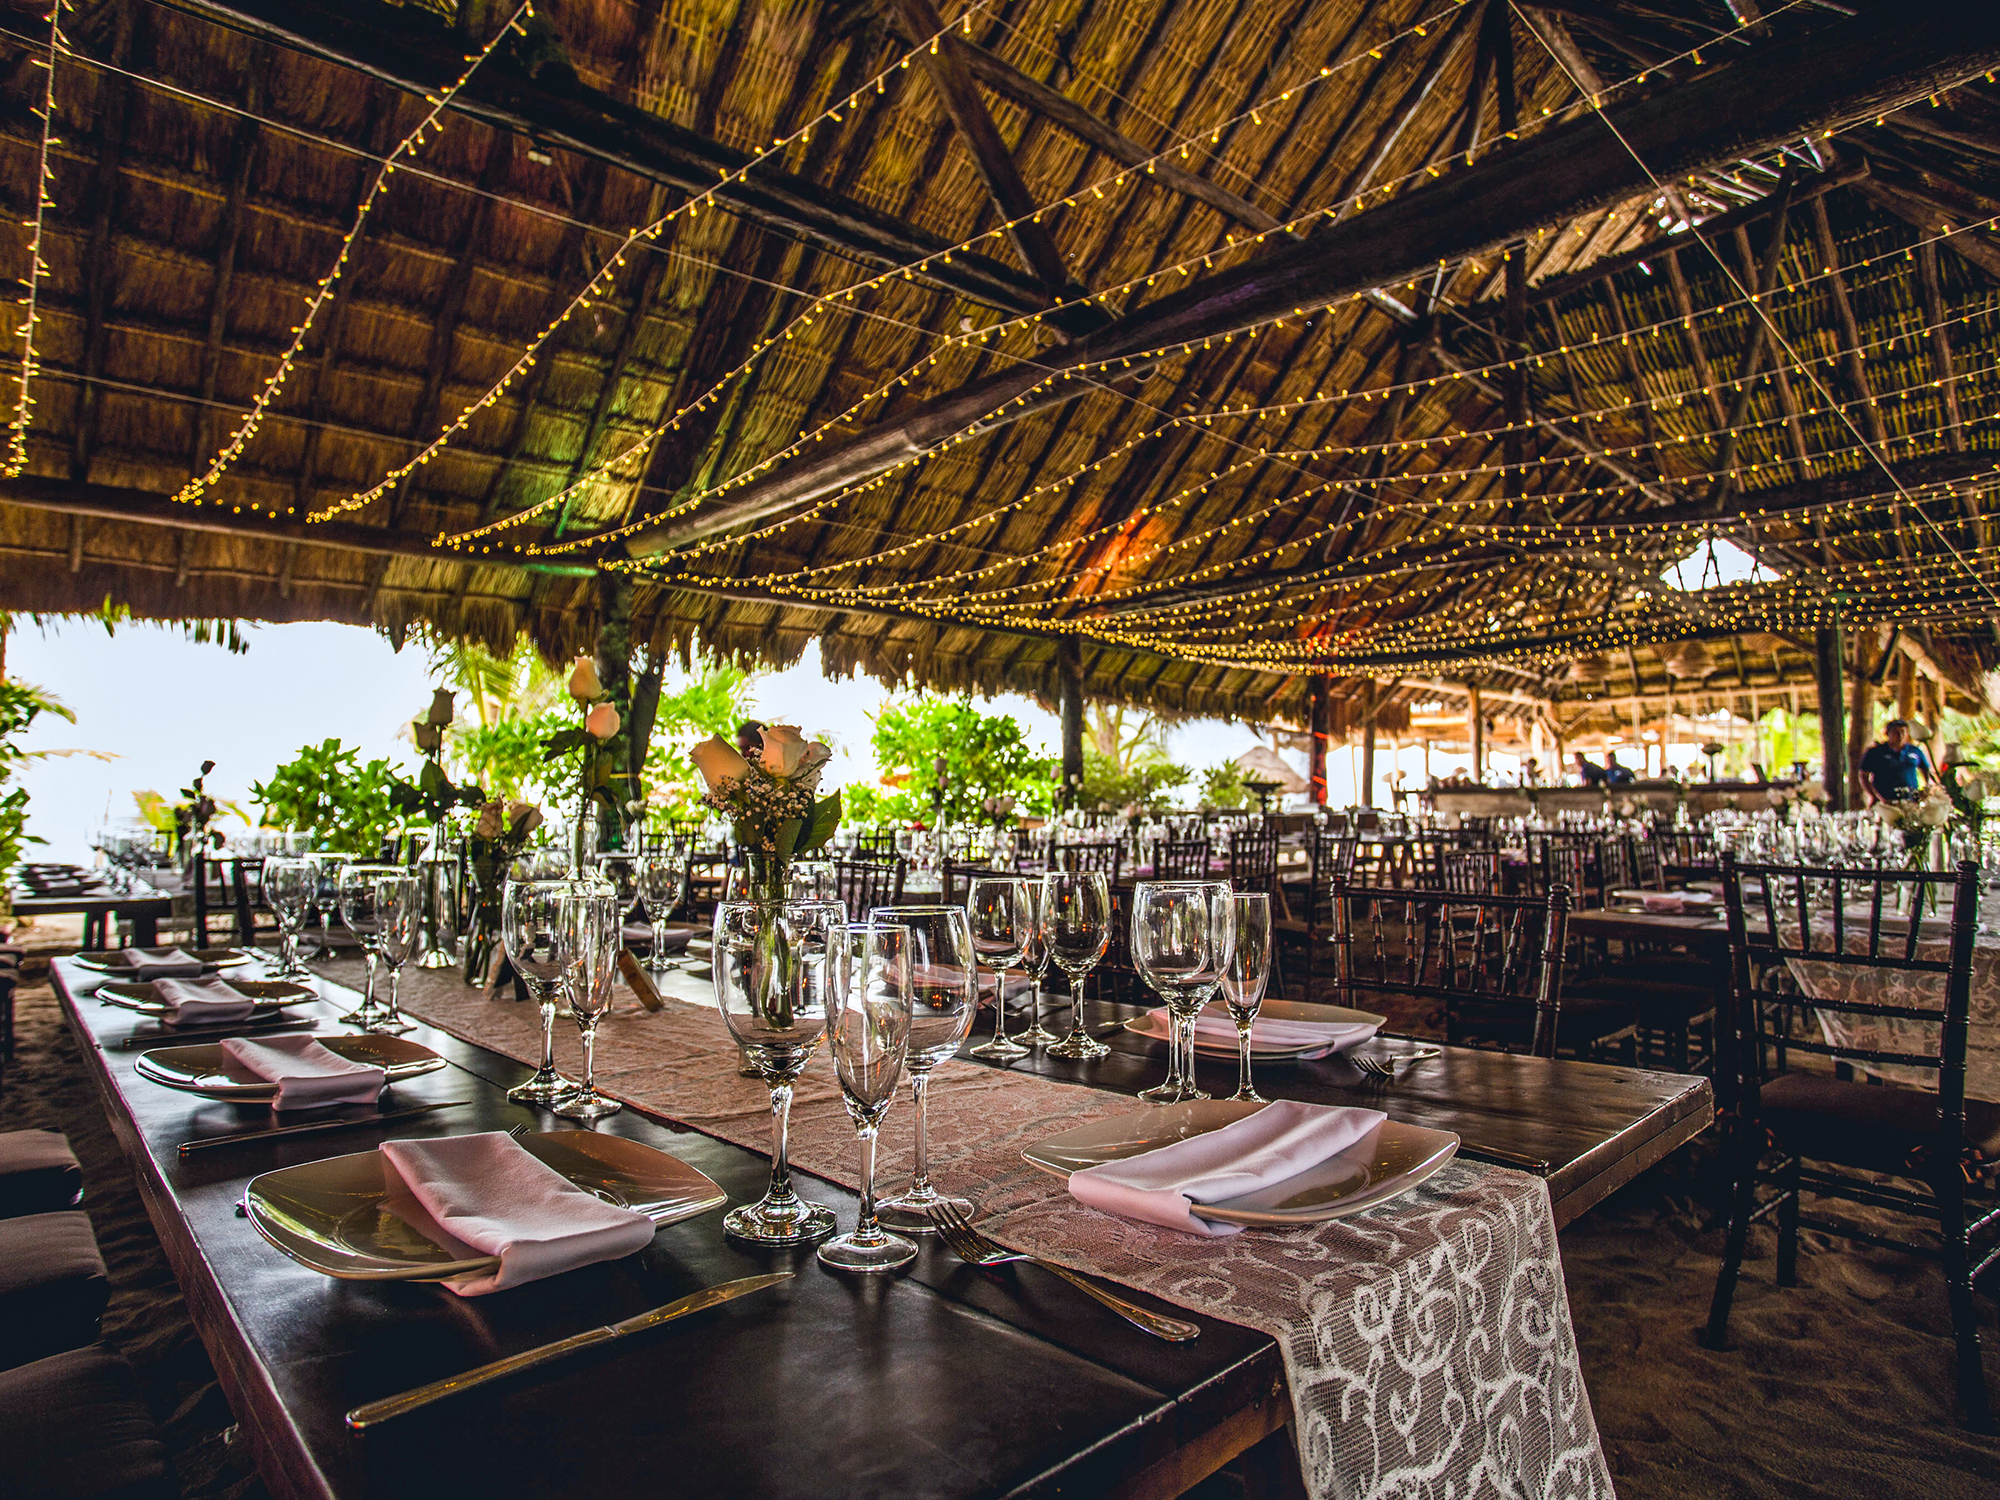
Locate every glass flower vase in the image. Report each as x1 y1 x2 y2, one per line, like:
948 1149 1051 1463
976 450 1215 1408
415 821 462 970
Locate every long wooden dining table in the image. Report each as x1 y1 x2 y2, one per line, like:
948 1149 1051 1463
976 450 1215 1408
54 951 1710 1500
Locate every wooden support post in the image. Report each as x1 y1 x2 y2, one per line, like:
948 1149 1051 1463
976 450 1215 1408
1309 675 1332 806
1360 681 1379 809
1815 627 1848 811
1848 626 1873 806
1897 651 1917 722
1058 638 1085 811
593 570 634 849
1469 684 1486 784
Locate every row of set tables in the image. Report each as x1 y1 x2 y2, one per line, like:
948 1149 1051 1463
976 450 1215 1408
53 942 1713 1500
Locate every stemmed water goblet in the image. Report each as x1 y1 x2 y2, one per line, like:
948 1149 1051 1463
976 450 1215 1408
1042 870 1113 1060
1016 878 1060 1047
636 850 685 980
501 877 581 1107
1221 892 1272 1103
261 854 312 979
713 898 844 1244
335 862 399 1026
554 888 623 1121
870 905 978 1233
818 921 917 1272
1130 881 1235 1104
370 871 420 1035
966 876 1032 1060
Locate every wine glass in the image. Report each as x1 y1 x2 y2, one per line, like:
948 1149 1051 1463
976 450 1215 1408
501 878 581 1107
261 855 311 979
636 850 684 980
1041 870 1113 1060
1016 878 1060 1046
554 888 623 1121
335 862 399 1026
370 871 420 1035
1221 892 1272 1103
712 899 843 1244
1130 881 1235 1104
870 905 978 1233
789 860 839 903
966 876 1032 1060
818 921 916 1273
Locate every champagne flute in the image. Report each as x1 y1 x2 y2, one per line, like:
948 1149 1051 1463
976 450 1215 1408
335 862 398 1026
966 876 1032 1060
1042 870 1113 1060
1221 892 1272 1103
713 898 842 1244
261 854 311 979
871 905 978 1233
1130 881 1235 1104
370 871 420 1035
1016 878 1060 1046
636 850 684 980
555 888 623 1121
501 878 581 1107
818 921 917 1272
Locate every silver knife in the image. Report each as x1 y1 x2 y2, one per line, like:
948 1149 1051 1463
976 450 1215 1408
343 1272 794 1430
177 1099 467 1156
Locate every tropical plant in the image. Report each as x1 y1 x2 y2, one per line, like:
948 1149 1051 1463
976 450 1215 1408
845 697 1056 826
0 678 78 879
641 664 761 820
1200 760 1251 810
1075 703 1189 813
250 739 405 853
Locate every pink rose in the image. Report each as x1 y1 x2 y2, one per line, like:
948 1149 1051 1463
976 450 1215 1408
691 736 751 794
585 703 621 739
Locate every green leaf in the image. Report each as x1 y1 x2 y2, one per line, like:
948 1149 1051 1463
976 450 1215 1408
769 816 802 863
798 790 842 853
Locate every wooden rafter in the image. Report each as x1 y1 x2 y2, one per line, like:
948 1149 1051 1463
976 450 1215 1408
188 45 268 473
1705 175 1795 506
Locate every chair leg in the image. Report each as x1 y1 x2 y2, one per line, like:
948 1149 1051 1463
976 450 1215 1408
1704 1130 1760 1349
1935 1173 1993 1430
1776 1154 1801 1288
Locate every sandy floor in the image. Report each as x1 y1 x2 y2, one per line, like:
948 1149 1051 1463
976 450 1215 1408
4 970 1996 1500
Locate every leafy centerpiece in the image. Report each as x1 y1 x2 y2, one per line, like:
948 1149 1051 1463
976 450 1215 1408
538 658 626 868
691 726 841 900
463 797 544 983
1876 783 1958 865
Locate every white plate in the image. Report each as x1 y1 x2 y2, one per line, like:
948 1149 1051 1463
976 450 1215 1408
1023 1100 1458 1227
133 1034 446 1099
75 948 253 976
97 978 315 1019
1123 999 1385 1059
244 1131 728 1280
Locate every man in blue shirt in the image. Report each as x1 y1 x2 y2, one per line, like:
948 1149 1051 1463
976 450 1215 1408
1859 720 1935 804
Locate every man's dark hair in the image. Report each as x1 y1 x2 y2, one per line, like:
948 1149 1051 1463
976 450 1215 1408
1885 719 1909 733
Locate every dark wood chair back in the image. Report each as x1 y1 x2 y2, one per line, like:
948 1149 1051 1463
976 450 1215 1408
1438 848 1503 896
1525 830 1607 909
1226 825 1279 896
852 829 899 858
835 856 907 917
1056 842 1124 884
1148 839 1211 879
1654 828 1717 870
940 860 1003 908
1332 880 1571 1057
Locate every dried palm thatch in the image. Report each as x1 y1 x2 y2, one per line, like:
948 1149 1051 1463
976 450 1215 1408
0 0 1994 743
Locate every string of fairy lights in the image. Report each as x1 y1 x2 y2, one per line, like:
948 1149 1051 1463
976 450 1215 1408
3 0 65 479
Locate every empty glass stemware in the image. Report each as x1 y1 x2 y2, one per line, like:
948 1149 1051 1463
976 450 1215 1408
370 871 420 1035
818 921 916 1273
1221 892 1272 1103
1130 881 1235 1104
870 905 978 1233
501 878 581 1107
554 888 623 1121
966 876 1032 1060
335 862 399 1026
636 850 684 980
1016 878 1060 1047
1042 870 1112 1060
261 854 311 979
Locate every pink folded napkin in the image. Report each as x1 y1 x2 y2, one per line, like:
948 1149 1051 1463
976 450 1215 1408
1069 1100 1387 1237
379 1132 656 1296
1170 1008 1377 1057
218 1035 385 1112
120 947 204 978
152 976 256 1026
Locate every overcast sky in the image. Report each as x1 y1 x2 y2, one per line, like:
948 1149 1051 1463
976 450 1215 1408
7 619 1299 865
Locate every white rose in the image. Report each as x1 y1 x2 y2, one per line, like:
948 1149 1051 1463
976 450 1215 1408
794 741 833 788
758 725 810 778
691 736 751 794
568 657 603 703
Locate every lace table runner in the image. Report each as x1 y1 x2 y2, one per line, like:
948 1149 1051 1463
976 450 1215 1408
336 961 1613 1500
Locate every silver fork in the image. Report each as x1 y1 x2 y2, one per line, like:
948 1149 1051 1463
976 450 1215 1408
928 1201 1200 1342
1350 1047 1441 1081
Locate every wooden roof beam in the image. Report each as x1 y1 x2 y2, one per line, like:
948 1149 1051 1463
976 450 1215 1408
164 0 1064 324
627 0 1999 557
1705 177 1796 506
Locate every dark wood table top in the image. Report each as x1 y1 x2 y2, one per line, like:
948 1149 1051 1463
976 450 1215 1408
53 957 1285 1500
10 888 175 915
1567 905 1731 952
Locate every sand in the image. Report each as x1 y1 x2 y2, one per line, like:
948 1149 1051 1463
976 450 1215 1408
4 971 1995 1500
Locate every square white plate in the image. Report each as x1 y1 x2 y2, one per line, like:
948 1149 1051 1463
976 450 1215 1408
133 1034 446 1099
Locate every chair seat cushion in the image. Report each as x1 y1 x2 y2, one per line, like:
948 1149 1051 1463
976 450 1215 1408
0 1129 84 1217
1760 1071 2000 1173
0 1212 109 1369
0 1346 173 1500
